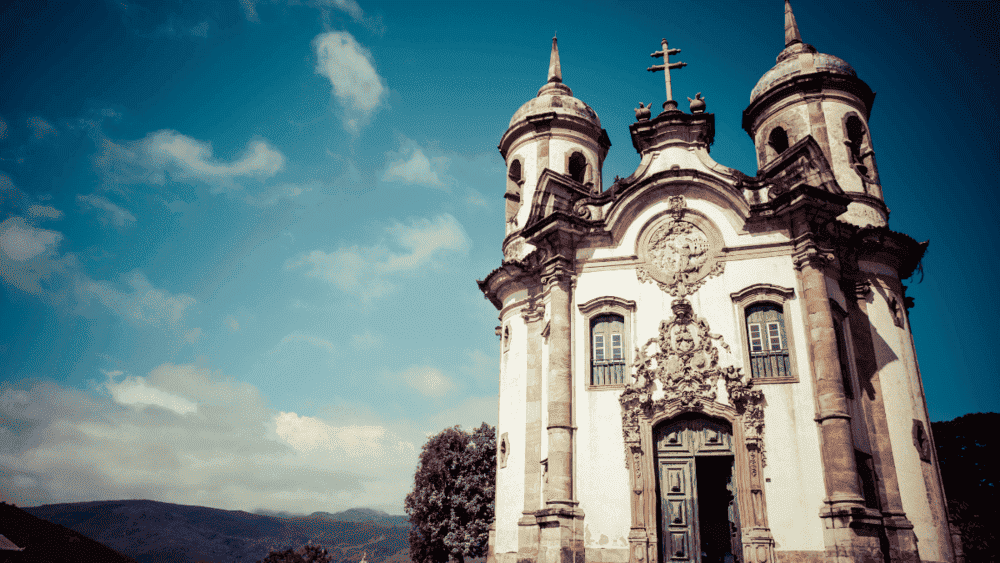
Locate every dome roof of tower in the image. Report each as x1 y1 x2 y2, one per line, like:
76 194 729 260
749 48 857 102
508 90 602 130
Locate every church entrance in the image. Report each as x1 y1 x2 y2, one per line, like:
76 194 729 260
655 416 742 563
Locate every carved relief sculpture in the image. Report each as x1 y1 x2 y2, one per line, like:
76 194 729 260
636 196 725 297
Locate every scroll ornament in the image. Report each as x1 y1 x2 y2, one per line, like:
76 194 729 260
619 299 765 461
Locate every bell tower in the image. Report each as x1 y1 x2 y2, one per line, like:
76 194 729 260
498 36 611 257
743 1 887 229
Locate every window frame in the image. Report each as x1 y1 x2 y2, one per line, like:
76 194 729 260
731 284 800 384
578 296 636 390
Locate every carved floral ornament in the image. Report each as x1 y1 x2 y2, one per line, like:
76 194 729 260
636 196 725 297
619 298 765 459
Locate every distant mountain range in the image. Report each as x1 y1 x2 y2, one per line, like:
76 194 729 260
21 499 410 563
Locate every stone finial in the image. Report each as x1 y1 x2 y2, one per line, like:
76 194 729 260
537 35 573 97
687 92 706 113
548 35 562 83
634 102 652 121
784 0 802 47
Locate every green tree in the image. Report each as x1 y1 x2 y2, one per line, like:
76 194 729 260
933 412 998 563
258 543 334 563
405 423 496 563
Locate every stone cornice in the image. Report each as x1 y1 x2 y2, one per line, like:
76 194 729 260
847 226 928 281
628 110 715 154
742 71 876 137
477 256 541 310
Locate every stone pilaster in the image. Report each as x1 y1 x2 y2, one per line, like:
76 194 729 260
792 223 878 563
843 279 921 563
518 299 544 563
538 253 584 563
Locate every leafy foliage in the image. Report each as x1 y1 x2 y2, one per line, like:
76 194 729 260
932 412 998 563
405 423 496 563
258 543 335 563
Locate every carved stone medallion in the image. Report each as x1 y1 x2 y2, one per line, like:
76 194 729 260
636 197 724 297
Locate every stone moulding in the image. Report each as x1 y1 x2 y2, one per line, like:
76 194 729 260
618 298 773 563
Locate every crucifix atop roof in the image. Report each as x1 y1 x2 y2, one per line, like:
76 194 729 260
647 38 687 112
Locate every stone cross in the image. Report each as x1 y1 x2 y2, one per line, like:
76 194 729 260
647 38 687 112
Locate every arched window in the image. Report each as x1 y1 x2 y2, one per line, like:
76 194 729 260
568 152 587 184
744 303 791 379
845 115 869 176
768 127 789 156
591 313 626 386
508 160 522 184
504 158 524 226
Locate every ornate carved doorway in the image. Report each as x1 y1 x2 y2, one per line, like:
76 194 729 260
655 416 741 563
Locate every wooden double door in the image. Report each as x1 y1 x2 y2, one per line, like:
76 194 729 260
655 416 742 563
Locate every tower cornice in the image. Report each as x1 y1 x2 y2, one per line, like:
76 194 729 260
743 72 876 138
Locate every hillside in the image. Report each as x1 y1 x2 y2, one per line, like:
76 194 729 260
23 500 409 563
0 502 136 563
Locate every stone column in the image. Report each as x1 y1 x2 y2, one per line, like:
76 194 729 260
793 224 876 563
537 253 584 563
544 258 574 506
518 299 544 563
793 244 864 508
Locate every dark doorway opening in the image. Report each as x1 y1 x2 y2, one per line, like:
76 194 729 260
696 456 739 563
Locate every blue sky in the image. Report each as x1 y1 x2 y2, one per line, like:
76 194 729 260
0 0 996 515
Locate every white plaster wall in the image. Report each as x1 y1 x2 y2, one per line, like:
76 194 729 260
573 268 642 548
550 137 601 185
510 142 539 230
496 310 529 554
573 229 831 553
755 105 811 168
820 100 865 195
718 256 828 552
866 286 946 561
588 196 787 263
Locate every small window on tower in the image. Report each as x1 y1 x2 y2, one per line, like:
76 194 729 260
568 152 587 183
768 127 789 156
508 160 522 184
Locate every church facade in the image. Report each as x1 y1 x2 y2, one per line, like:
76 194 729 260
478 4 959 563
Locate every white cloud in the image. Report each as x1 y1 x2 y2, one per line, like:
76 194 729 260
85 271 196 328
466 189 489 208
224 314 240 332
0 218 197 333
0 367 421 513
277 332 336 357
288 214 470 300
351 330 379 348
95 130 285 193
312 31 386 133
274 412 401 461
26 205 63 220
0 218 62 261
27 116 57 140
142 130 285 191
190 21 209 37
185 328 202 343
240 0 259 22
105 373 198 416
382 141 449 188
400 365 454 397
313 0 364 22
244 180 319 207
77 194 136 227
